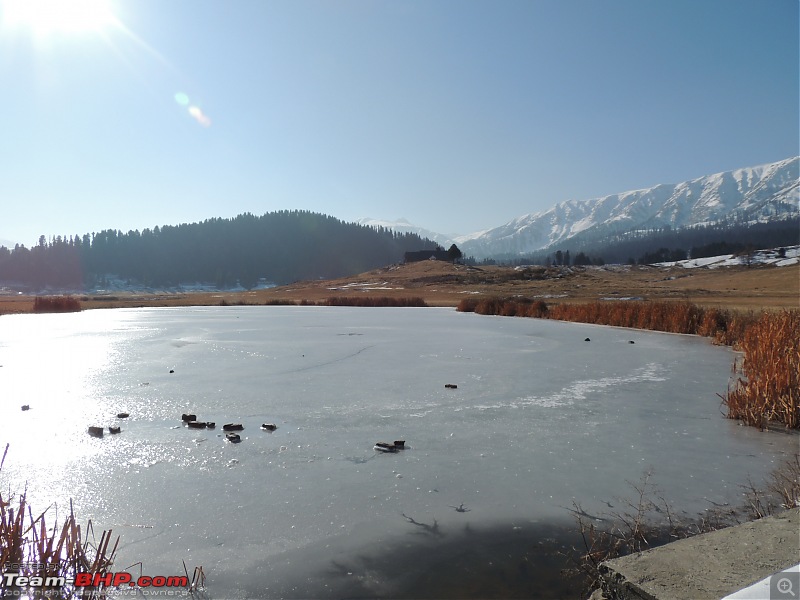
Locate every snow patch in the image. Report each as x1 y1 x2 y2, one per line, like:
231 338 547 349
655 245 800 269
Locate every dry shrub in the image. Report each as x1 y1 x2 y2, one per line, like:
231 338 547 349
568 472 683 595
456 298 479 313
457 297 549 318
263 299 297 306
499 301 519 317
467 297 753 343
324 296 426 307
547 301 705 334
723 310 800 429
697 307 730 340
696 307 758 347
474 298 503 315
570 457 799 595
524 300 549 318
741 454 800 519
219 299 256 306
718 312 758 347
767 453 800 511
32 296 81 313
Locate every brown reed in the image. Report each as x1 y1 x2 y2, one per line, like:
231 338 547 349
723 310 799 429
0 445 118 599
32 296 81 313
263 298 297 306
323 296 427 307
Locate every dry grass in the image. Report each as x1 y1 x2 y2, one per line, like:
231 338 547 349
0 444 118 598
32 296 81 313
322 296 427 307
722 310 800 429
740 454 800 518
567 471 686 595
217 296 428 307
275 261 799 310
3 261 797 315
456 297 758 342
569 456 799 595
0 444 207 598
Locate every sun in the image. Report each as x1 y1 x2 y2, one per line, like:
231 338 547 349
0 0 118 35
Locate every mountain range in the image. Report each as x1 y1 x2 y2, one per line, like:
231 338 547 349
361 157 799 259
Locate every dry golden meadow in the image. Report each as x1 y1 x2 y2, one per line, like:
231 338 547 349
1 260 798 313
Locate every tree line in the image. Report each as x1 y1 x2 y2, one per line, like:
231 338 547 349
0 211 435 291
477 219 799 267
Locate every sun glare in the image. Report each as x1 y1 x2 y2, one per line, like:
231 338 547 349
1 0 117 35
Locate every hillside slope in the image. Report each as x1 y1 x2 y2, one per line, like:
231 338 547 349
454 157 799 258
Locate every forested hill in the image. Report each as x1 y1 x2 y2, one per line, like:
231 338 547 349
0 211 436 290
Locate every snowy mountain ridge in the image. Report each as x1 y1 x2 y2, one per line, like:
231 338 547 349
362 157 799 259
354 217 456 248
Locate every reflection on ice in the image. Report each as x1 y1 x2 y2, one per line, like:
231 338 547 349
0 306 796 598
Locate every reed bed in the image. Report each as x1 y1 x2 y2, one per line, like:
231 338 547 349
217 296 428 307
219 298 296 306
323 296 427 307
32 296 81 313
263 298 298 306
723 310 800 429
456 297 798 429
0 444 118 598
456 298 755 341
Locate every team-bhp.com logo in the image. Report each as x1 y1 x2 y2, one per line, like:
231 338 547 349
2 571 189 593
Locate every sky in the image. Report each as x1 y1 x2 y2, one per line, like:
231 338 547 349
0 0 798 248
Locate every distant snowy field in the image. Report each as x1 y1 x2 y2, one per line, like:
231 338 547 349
655 244 799 269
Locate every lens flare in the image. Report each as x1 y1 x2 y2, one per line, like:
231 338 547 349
173 93 211 127
188 105 211 127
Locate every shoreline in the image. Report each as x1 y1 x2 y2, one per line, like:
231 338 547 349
2 261 799 315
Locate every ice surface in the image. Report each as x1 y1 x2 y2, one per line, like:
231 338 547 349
0 307 796 598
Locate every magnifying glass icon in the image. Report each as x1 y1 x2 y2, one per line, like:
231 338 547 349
778 577 796 597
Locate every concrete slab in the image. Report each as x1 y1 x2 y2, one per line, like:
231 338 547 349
598 508 800 600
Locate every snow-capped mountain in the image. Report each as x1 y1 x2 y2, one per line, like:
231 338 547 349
457 157 798 258
355 218 456 248
359 158 798 260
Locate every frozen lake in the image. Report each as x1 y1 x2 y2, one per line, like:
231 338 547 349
0 307 796 598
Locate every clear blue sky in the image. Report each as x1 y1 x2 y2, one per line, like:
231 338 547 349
1 0 797 248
